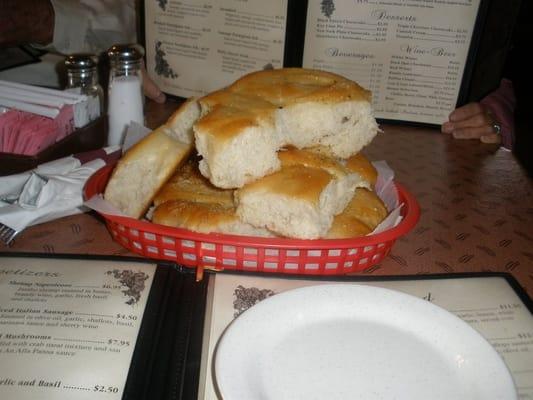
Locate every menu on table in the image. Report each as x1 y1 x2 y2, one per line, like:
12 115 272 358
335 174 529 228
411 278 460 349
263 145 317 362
4 255 529 399
302 0 482 125
144 0 289 98
0 257 156 400
199 273 533 400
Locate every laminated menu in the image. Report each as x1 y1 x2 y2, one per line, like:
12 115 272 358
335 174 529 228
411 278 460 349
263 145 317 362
199 273 533 400
143 0 510 126
0 255 210 400
144 0 289 98
1 255 531 399
0 257 156 400
302 0 484 125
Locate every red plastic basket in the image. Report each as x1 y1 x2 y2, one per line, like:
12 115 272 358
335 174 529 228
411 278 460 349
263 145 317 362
84 164 420 277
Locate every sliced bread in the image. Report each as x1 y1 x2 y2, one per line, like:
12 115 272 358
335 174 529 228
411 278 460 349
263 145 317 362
194 68 379 188
234 148 369 239
103 98 200 218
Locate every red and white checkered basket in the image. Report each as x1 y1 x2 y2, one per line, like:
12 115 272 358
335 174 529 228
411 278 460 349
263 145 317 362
84 164 420 278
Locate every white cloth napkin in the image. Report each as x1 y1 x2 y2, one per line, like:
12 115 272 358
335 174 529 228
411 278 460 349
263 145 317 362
0 147 119 233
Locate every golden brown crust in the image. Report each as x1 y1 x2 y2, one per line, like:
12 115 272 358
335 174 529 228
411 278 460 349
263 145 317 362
103 99 199 218
234 147 373 238
345 153 378 188
236 164 334 206
196 68 371 143
153 159 233 207
150 158 278 236
103 129 192 218
196 91 276 143
346 188 388 229
278 146 351 179
151 149 386 239
152 200 238 231
325 216 372 238
229 68 371 105
326 188 388 239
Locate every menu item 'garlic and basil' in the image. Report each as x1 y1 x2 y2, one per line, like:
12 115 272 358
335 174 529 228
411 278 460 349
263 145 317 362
104 67 386 239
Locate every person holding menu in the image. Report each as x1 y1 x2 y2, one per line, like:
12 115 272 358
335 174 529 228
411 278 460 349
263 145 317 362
441 80 515 148
441 0 531 174
0 0 165 103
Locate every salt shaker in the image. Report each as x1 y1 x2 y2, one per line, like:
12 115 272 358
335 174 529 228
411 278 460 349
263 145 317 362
106 44 145 147
64 53 103 121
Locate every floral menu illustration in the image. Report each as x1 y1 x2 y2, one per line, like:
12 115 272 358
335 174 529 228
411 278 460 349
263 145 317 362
199 274 533 400
0 257 156 400
303 0 482 124
144 0 288 98
144 0 487 126
1 256 530 399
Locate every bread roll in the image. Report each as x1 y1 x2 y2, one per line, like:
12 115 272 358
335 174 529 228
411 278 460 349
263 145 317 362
103 98 200 218
194 68 378 188
325 188 388 239
345 153 378 188
151 159 273 237
304 147 377 188
151 200 274 237
194 91 280 189
151 148 386 240
153 158 233 207
235 148 369 239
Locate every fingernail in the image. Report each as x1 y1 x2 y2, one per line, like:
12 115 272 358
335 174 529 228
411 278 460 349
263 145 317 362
480 134 501 144
441 123 453 133
156 92 166 104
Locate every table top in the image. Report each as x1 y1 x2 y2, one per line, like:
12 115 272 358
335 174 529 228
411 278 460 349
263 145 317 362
3 98 532 298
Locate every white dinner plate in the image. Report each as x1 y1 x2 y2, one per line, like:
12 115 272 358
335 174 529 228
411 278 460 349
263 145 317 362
214 284 516 400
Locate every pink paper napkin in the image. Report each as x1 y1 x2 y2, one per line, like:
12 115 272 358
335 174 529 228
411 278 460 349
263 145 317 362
0 107 76 155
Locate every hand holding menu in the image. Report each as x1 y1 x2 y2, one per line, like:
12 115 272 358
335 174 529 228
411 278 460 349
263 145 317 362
303 0 482 124
144 0 502 126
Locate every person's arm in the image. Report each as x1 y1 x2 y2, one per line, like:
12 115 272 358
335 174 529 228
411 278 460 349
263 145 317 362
0 0 55 47
441 79 516 149
1 0 166 103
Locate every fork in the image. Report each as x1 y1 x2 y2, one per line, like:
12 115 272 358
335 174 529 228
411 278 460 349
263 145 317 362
0 223 18 245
